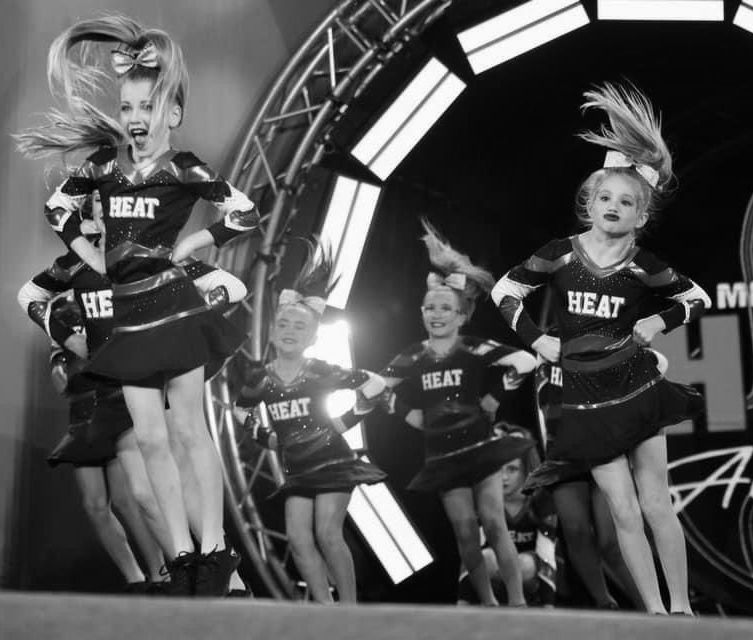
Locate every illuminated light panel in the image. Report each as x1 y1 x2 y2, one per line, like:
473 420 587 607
304 319 353 367
734 1 753 33
318 176 381 310
598 0 724 20
304 321 433 581
457 0 590 75
351 58 465 180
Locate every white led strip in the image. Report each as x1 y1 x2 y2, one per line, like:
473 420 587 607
734 1 753 33
458 0 590 74
352 58 465 180
318 176 381 310
598 0 724 21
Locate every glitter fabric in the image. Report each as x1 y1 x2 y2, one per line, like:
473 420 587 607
42 145 256 384
237 359 386 487
383 336 536 491
496 236 708 465
47 145 258 285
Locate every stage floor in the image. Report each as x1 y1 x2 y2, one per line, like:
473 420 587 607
1 592 752 640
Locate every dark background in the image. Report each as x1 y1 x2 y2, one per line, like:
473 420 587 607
292 0 753 608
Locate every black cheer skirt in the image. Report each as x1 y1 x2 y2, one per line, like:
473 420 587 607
551 373 704 466
408 435 535 493
273 458 387 499
87 268 244 387
522 459 591 494
88 386 133 447
47 393 117 468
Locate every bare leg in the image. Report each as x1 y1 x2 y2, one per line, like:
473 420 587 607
591 484 643 608
475 472 525 606
166 367 224 552
314 491 356 603
74 466 145 584
441 487 496 605
164 407 204 544
106 457 164 581
115 430 174 559
285 495 334 603
122 384 193 558
552 479 616 607
591 456 665 614
630 435 691 614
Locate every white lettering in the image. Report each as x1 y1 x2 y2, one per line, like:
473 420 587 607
109 196 158 219
716 282 751 310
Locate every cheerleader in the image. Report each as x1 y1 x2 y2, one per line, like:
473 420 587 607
19 235 249 594
234 243 387 603
16 16 260 594
531 357 642 610
34 296 165 591
382 220 537 607
492 84 710 614
458 425 558 607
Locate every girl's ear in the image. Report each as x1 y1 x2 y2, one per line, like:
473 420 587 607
168 103 183 129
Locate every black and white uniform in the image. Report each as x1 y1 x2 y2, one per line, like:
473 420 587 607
493 235 709 468
236 359 387 498
382 337 535 492
45 146 258 387
21 254 246 466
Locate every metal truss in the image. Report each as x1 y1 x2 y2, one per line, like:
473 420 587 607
204 0 454 599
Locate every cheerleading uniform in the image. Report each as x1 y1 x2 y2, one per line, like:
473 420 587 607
23 252 246 466
44 146 258 386
493 235 708 468
236 359 387 497
382 336 535 492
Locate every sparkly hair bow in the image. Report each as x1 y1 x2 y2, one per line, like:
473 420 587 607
111 42 159 76
278 289 327 315
603 150 659 188
426 272 467 291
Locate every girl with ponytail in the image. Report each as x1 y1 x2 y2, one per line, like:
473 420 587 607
16 15 261 596
234 240 387 603
492 83 710 614
382 220 537 607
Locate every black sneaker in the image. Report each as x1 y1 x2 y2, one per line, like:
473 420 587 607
227 589 253 598
162 551 198 597
147 580 169 596
194 548 241 597
123 581 151 595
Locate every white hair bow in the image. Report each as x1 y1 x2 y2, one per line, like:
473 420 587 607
603 150 659 188
278 289 326 315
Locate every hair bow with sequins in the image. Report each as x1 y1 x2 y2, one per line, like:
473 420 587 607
603 150 659 188
426 272 467 291
111 42 159 76
278 289 327 315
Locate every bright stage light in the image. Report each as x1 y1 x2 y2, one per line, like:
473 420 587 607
305 320 433 581
598 0 724 21
304 319 353 367
457 0 590 75
318 176 381 310
349 470 433 583
734 1 753 33
351 58 465 180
